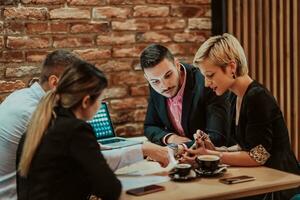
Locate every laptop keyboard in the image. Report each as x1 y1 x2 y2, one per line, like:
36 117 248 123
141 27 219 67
101 138 125 144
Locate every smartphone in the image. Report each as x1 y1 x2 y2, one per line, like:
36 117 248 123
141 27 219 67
219 175 256 184
126 184 165 196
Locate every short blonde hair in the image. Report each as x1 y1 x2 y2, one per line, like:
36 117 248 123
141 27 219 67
193 33 248 76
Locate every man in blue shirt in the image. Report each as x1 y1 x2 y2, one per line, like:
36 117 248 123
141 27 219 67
0 50 82 199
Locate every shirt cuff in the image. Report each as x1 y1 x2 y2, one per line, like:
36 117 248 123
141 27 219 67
102 144 143 171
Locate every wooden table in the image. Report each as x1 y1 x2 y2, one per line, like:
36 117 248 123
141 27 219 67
118 161 300 200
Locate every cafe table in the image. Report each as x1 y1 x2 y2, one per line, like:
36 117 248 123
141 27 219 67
117 160 300 200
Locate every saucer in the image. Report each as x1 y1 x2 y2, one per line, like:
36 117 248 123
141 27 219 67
195 166 227 177
169 169 197 182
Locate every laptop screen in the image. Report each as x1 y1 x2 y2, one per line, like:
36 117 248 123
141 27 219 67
88 102 115 139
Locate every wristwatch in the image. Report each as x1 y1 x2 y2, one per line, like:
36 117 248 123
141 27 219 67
167 143 179 156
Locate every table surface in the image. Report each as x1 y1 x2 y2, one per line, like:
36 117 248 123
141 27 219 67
118 160 300 200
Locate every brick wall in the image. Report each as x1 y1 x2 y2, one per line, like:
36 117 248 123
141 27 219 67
0 0 211 137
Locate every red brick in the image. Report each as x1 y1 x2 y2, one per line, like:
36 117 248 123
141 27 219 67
133 109 147 122
4 21 25 34
4 7 48 20
7 36 50 49
112 19 150 31
0 66 4 79
136 32 172 43
173 31 209 42
147 0 183 3
95 60 132 72
112 45 146 58
70 22 109 33
97 33 135 45
171 5 210 17
93 7 131 19
115 123 143 137
130 84 149 96
108 0 145 4
0 37 3 49
102 87 128 99
1 51 24 63
0 80 26 93
134 6 169 17
177 56 194 64
110 111 135 124
185 0 210 3
132 59 142 70
0 22 3 34
111 71 146 85
166 43 199 56
73 48 111 60
1 0 18 5
50 8 90 19
188 18 211 29
22 0 64 4
110 97 147 110
68 0 106 5
5 66 40 78
26 51 49 62
26 23 49 34
53 36 93 48
50 23 69 33
151 18 186 30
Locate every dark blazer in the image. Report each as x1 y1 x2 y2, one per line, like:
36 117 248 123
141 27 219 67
144 63 229 147
16 107 121 200
229 80 300 200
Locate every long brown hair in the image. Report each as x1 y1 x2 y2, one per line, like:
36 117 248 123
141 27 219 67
19 60 108 176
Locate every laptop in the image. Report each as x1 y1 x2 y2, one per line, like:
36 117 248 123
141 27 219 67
88 102 142 149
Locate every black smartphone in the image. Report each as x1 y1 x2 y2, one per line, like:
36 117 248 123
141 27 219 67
126 184 165 196
219 175 256 184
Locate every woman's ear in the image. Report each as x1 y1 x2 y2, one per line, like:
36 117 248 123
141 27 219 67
228 60 237 74
81 95 90 109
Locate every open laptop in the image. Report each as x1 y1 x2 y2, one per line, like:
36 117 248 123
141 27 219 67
88 102 142 149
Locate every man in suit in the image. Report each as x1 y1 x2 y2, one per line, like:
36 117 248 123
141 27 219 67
140 44 229 152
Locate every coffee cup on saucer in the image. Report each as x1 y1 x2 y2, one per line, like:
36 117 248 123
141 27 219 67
196 155 220 173
174 163 192 177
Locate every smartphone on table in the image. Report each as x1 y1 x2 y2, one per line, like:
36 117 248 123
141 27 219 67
126 184 165 196
219 175 256 184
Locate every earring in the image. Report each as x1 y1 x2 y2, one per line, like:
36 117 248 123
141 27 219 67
232 73 236 79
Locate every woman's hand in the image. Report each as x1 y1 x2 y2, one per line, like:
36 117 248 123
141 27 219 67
194 130 216 150
179 138 209 164
142 142 170 168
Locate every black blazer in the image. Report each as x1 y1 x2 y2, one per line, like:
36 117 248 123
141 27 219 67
144 63 229 147
229 81 300 200
16 107 121 200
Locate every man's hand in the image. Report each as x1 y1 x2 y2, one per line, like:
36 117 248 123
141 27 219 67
142 142 170 167
167 134 191 144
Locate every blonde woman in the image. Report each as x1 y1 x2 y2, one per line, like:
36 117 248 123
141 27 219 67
185 33 300 200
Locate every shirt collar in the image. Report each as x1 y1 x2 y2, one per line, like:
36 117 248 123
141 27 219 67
30 82 46 100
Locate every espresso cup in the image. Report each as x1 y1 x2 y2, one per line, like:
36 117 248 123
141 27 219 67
196 155 220 172
174 163 192 177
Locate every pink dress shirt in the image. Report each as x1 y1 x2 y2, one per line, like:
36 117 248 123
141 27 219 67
163 65 187 144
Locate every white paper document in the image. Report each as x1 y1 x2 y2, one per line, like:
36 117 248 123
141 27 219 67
116 148 177 190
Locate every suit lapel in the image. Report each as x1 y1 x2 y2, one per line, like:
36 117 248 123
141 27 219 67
155 92 173 130
181 64 196 136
